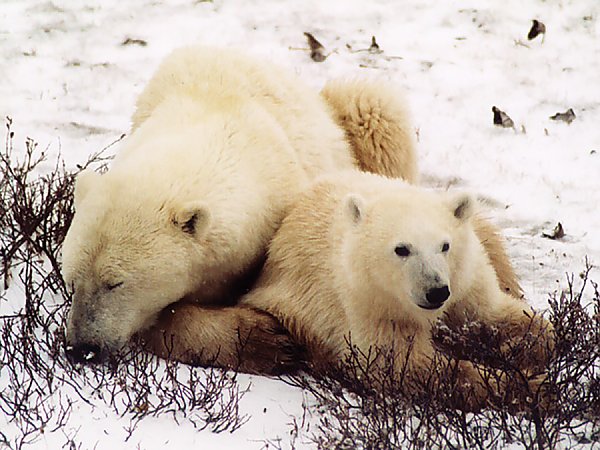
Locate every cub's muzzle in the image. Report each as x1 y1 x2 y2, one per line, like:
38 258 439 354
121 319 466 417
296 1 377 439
420 285 450 310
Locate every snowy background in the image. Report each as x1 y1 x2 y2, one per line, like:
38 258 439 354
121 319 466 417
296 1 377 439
1 0 599 448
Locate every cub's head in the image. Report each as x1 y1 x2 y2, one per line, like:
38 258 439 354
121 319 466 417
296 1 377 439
342 187 475 315
61 170 211 363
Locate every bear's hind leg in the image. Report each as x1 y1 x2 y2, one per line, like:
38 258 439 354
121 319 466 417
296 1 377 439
321 79 418 183
472 215 523 300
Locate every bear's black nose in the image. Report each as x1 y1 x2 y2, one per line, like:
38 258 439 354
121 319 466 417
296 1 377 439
65 343 103 364
426 285 450 307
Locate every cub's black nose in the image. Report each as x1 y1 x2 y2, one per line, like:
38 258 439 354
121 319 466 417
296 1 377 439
65 343 103 364
426 285 450 307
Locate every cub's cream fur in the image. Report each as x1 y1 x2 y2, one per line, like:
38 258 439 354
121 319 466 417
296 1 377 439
243 171 551 409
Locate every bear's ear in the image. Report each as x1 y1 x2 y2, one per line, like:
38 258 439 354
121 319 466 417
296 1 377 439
344 194 365 225
73 170 102 207
449 193 475 222
173 202 211 236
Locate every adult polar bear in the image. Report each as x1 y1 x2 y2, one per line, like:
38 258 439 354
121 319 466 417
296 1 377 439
63 46 359 372
62 46 517 373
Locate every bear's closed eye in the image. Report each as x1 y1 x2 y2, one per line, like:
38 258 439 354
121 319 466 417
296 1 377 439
106 282 124 291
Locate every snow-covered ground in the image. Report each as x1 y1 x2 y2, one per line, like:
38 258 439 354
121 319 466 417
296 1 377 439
1 0 599 448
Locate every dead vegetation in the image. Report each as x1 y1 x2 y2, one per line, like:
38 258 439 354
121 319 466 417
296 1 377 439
528 20 547 42
283 263 600 449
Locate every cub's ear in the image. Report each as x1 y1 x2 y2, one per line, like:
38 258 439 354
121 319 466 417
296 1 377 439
344 194 365 225
173 202 211 236
73 170 102 208
448 192 475 222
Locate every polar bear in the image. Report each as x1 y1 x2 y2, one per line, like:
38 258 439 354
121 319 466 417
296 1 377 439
62 46 369 371
242 170 552 410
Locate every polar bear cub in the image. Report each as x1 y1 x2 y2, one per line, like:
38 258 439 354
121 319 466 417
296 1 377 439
243 170 552 410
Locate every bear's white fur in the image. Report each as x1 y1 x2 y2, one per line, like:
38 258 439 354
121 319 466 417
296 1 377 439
321 79 418 183
62 46 366 359
243 170 552 409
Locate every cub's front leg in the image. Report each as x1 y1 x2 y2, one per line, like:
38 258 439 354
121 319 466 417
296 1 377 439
443 291 554 374
396 341 549 413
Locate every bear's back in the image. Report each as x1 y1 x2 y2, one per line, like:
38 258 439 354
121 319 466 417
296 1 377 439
131 46 354 178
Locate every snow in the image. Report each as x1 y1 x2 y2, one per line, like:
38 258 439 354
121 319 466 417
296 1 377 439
1 0 599 448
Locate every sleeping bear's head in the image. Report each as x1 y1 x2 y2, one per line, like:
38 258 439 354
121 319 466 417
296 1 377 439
61 170 212 364
342 186 475 316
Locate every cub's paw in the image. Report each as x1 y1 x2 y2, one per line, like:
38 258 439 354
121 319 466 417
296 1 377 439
524 372 558 416
503 371 557 416
502 314 555 374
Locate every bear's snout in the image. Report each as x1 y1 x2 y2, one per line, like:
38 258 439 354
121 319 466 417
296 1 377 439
65 342 104 364
423 285 450 309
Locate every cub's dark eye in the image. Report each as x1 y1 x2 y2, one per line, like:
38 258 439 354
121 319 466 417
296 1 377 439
394 245 411 257
441 242 450 253
106 282 123 291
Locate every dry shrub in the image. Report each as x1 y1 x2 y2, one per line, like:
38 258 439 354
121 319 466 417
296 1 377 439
0 118 247 449
283 269 599 449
